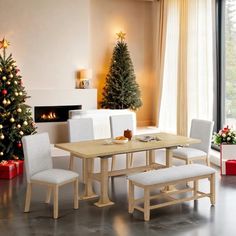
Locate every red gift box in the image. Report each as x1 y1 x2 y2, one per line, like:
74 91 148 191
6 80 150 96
225 160 236 175
0 161 17 179
8 160 24 175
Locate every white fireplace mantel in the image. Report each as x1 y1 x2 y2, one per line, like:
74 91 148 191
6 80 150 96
26 89 97 143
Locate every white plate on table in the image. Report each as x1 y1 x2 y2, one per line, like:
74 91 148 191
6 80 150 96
113 138 129 144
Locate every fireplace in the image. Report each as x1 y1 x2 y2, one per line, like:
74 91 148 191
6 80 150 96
34 105 82 123
26 89 97 143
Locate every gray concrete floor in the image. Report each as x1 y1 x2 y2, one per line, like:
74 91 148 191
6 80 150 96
0 165 236 236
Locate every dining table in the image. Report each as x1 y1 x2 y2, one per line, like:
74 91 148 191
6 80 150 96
55 132 200 207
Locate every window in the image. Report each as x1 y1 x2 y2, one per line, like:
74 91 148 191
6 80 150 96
224 0 236 127
217 0 236 130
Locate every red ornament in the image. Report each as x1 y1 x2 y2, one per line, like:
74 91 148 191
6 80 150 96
1 89 7 95
17 142 22 148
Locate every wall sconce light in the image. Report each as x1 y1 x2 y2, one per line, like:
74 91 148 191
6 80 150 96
76 69 92 89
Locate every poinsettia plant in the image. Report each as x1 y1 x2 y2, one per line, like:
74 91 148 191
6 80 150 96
213 126 236 145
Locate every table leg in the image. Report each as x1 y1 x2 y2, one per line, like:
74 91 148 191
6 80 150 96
166 148 173 167
81 158 98 200
94 157 114 207
162 147 176 192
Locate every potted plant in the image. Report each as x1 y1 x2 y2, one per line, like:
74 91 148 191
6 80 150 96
213 126 236 175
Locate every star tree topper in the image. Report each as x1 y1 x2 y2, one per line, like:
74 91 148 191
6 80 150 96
116 31 126 42
0 38 10 49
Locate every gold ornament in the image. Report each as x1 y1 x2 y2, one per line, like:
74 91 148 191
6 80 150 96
23 121 28 126
0 38 10 49
14 81 18 84
9 66 13 70
12 62 16 66
6 81 11 85
9 74 13 78
116 31 126 41
0 152 3 156
15 92 19 96
10 117 15 123
2 76 7 80
19 91 23 96
7 99 11 105
0 124 3 129
19 131 24 135
17 108 22 113
17 124 21 128
2 99 7 105
0 68 2 72
0 134 4 139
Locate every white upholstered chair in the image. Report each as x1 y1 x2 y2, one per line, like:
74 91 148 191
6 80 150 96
67 118 95 180
172 119 214 166
22 132 79 219
110 114 136 170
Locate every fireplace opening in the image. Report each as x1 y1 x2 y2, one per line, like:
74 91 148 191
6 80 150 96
34 105 82 123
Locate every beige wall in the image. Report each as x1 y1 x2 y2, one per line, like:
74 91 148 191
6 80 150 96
90 0 155 126
0 0 91 90
0 0 156 126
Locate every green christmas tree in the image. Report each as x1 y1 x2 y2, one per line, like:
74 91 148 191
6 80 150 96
101 32 142 110
0 38 36 161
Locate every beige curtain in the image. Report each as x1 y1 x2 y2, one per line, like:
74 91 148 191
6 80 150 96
153 0 167 127
177 0 188 136
158 0 214 135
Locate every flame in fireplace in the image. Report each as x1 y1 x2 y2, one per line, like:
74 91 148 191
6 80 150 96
41 112 57 120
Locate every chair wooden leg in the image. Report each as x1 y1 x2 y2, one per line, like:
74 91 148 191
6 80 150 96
53 185 59 219
129 153 134 168
206 157 210 166
111 155 116 171
69 155 74 170
146 151 149 166
210 173 215 205
24 183 32 212
45 186 52 204
128 180 134 213
74 178 79 209
194 180 198 198
144 187 150 221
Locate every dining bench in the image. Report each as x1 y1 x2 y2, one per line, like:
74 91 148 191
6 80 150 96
127 164 216 221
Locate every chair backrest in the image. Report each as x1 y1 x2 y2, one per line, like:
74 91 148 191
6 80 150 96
22 132 53 183
189 119 214 154
109 113 136 138
67 118 94 142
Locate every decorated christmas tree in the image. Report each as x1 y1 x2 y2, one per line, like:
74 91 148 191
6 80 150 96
101 32 142 110
0 38 36 161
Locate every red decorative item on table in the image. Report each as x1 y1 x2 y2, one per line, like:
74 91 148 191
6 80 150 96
0 160 17 179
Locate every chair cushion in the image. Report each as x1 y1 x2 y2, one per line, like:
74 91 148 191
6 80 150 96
127 164 216 186
172 147 207 160
31 169 79 184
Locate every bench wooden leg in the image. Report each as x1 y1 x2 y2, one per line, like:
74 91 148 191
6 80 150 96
144 187 150 221
210 173 215 205
128 180 135 213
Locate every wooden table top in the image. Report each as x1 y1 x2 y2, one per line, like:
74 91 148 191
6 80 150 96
55 132 200 159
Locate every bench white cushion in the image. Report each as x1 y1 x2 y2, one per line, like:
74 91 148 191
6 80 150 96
127 164 216 186
31 169 79 184
173 148 207 159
